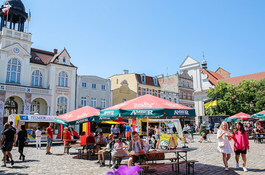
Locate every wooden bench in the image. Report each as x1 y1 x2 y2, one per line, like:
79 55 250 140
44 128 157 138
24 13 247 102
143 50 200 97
63 144 83 154
75 148 93 159
253 134 264 144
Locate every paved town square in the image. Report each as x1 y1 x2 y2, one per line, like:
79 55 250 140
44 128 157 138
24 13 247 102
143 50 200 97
0 134 264 175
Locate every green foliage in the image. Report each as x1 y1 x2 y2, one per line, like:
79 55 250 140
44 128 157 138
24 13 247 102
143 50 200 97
206 78 265 116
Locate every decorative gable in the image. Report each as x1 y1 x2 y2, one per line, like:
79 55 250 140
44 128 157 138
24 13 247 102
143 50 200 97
179 56 200 69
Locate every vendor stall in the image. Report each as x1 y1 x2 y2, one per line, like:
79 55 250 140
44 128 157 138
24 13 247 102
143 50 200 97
8 114 63 142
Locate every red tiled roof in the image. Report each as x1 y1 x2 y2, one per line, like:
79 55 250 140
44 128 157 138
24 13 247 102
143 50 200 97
200 68 224 86
135 74 160 87
218 71 265 86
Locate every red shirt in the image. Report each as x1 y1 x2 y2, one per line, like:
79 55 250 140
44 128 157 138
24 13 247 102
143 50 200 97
63 131 71 140
86 136 95 144
46 126 53 138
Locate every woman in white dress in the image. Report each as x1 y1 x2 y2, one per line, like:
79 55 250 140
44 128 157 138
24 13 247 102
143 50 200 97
217 121 233 171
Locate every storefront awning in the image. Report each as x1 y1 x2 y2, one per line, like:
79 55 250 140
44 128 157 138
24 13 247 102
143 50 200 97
101 120 127 125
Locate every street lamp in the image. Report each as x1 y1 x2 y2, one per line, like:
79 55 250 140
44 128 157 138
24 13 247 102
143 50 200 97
249 101 254 114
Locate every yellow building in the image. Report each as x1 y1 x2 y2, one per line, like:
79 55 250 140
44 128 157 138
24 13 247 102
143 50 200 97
108 70 161 105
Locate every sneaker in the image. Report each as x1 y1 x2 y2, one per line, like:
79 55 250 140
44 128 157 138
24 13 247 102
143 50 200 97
100 163 105 167
11 160 14 166
243 167 248 172
225 168 229 171
1 164 6 167
46 152 52 155
94 161 100 164
236 163 239 169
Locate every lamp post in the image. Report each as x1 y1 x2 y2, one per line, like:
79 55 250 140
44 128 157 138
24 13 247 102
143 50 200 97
249 101 254 114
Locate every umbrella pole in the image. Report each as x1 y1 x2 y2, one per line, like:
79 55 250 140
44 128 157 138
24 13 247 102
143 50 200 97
146 117 149 145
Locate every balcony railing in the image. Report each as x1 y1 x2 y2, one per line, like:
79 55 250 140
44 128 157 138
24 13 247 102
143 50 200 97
0 84 51 95
2 27 32 42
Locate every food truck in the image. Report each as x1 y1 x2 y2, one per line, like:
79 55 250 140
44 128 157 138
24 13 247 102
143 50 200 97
8 114 63 142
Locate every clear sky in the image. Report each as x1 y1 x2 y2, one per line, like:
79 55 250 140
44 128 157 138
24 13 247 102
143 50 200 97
21 0 265 79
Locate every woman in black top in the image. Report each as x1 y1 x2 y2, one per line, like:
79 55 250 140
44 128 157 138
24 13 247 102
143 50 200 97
17 125 27 161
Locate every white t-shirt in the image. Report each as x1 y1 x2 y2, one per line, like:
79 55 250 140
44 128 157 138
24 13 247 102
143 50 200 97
35 130 42 138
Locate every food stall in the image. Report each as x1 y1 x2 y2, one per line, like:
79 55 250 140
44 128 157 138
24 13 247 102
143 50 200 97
8 114 63 142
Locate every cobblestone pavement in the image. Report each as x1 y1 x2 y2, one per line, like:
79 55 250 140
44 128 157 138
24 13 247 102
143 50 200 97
0 134 265 175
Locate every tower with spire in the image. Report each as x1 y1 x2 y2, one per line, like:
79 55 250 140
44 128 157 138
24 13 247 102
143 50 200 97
201 52 207 70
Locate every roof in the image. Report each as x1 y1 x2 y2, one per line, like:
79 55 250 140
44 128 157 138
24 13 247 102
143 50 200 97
218 71 265 86
30 48 75 67
135 74 160 87
200 68 225 86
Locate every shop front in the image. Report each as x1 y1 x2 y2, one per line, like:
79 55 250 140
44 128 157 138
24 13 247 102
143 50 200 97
8 114 63 142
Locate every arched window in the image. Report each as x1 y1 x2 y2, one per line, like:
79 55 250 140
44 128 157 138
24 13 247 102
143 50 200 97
57 97 67 114
58 71 68 87
6 59 21 83
31 70 42 86
31 101 40 114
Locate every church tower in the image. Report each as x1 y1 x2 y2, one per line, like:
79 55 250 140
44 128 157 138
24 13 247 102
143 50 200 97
0 0 28 31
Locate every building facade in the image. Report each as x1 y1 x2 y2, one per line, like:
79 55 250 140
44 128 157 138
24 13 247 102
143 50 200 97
0 1 77 132
108 70 161 105
76 75 111 109
178 70 195 108
158 74 179 103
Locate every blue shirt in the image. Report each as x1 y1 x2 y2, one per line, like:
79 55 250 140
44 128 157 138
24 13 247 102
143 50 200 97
134 141 140 153
126 126 131 132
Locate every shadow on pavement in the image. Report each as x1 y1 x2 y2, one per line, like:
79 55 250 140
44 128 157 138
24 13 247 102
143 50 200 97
14 159 40 163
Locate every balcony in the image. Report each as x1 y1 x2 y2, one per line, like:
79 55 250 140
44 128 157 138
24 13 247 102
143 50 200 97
0 84 51 95
2 27 32 42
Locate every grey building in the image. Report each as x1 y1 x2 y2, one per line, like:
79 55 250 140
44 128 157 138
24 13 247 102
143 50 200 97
76 75 112 110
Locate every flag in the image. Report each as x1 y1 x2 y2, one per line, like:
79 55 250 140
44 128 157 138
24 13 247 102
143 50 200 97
2 4 11 16
28 10 31 21
204 100 217 109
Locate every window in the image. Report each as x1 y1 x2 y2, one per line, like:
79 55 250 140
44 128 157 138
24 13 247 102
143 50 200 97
187 82 190 88
31 70 42 86
58 71 68 87
81 97 87 106
181 92 184 99
35 57 40 60
164 97 166 99
123 99 127 102
186 93 189 100
92 84 96 89
63 57 66 63
141 88 146 95
82 82 86 88
57 97 67 114
6 58 21 83
101 85 106 90
154 90 158 97
174 98 177 103
101 99 106 108
116 79 118 84
31 101 40 114
182 81 185 86
141 74 146 84
153 77 158 86
169 98 171 101
91 98 96 108
149 89 152 95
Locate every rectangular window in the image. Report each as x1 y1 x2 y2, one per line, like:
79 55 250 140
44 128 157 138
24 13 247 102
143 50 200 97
82 82 86 88
101 98 106 108
141 88 146 95
91 98 96 108
81 97 87 106
149 89 152 95
154 90 158 97
92 84 96 89
101 85 106 90
123 99 127 102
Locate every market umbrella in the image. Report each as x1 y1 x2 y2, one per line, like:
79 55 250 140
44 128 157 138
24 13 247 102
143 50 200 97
228 112 252 120
54 106 101 125
250 110 265 119
100 94 195 142
100 94 195 118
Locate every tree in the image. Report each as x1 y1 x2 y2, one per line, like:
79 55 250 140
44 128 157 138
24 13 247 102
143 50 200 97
205 78 265 116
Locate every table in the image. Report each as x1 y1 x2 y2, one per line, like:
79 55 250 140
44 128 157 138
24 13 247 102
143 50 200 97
129 149 190 173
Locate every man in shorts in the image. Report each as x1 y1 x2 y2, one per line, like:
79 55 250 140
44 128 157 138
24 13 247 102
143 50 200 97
46 123 53 155
0 123 16 167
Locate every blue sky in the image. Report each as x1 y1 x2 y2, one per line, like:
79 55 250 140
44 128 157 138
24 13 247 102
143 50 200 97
21 0 265 78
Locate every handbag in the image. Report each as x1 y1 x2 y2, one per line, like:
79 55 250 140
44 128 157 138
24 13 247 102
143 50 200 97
218 141 225 148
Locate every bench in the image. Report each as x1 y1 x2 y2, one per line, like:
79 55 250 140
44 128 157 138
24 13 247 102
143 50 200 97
76 148 93 159
63 144 83 154
112 156 129 168
253 134 264 144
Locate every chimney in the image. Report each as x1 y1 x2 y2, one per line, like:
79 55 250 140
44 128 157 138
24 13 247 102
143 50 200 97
123 69 129 74
53 49 58 54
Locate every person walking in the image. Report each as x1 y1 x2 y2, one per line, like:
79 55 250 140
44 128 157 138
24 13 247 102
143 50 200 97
113 125 120 139
35 128 42 149
232 122 249 172
154 125 161 149
125 124 131 141
46 123 53 155
217 121 233 171
110 125 114 134
17 125 27 161
0 123 16 167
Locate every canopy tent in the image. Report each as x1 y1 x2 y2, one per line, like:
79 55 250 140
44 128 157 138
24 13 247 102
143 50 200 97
54 106 101 125
228 112 252 120
100 94 195 118
251 110 265 120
